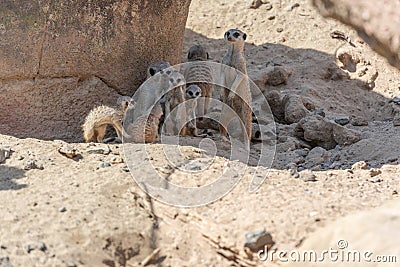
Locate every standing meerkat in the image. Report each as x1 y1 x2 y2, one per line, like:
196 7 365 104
124 103 164 143
179 85 203 137
82 96 132 143
219 29 252 142
184 45 213 119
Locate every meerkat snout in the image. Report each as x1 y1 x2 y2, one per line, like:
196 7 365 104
186 85 202 99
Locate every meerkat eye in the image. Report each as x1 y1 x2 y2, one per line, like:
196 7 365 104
149 68 156 76
166 70 171 75
169 78 174 83
177 78 182 83
195 91 200 96
188 91 193 96
233 32 240 38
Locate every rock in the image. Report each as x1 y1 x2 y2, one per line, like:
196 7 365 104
389 96 400 104
312 108 325 117
369 168 382 177
312 0 400 70
265 66 291 86
251 123 276 143
268 15 276 20
23 158 44 170
393 113 400 126
289 163 300 178
350 116 368 126
0 256 13 267
305 147 329 166
351 161 368 170
284 3 300 12
247 0 263 9
65 261 78 267
265 90 285 122
294 148 309 157
244 230 275 252
300 170 317 182
87 146 111 155
295 114 362 149
0 0 192 141
334 116 350 125
0 147 11 164
290 199 400 267
24 241 47 253
260 0 270 4
369 177 383 183
282 94 310 124
331 123 362 146
59 207 67 213
58 145 82 159
265 3 273 10
100 162 111 168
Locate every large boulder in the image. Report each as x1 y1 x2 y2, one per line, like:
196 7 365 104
0 0 191 141
312 0 400 69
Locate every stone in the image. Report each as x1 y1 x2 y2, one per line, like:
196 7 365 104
247 0 263 9
244 230 275 252
295 114 362 150
0 0 192 141
282 94 310 124
0 147 11 164
393 113 400 126
369 168 382 177
265 66 291 86
290 199 400 267
87 146 111 155
350 116 368 126
100 162 111 168
251 123 276 143
265 90 285 122
300 170 317 182
305 147 329 166
312 0 400 70
265 4 273 10
23 158 44 170
334 116 350 126
59 207 67 213
351 161 368 170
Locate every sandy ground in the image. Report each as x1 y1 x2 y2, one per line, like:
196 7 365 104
1 0 400 266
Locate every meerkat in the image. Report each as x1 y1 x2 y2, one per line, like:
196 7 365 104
124 103 164 143
146 61 171 79
179 85 203 136
219 29 252 142
184 45 213 119
82 96 132 143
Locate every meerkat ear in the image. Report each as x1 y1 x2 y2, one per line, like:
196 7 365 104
243 33 247 41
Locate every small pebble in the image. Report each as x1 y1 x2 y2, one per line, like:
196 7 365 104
59 207 67 213
268 15 276 20
369 168 382 177
100 162 111 168
300 170 317 182
265 3 273 10
276 27 283 33
334 116 350 126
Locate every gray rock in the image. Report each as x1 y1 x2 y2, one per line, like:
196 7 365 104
87 146 111 155
59 207 67 213
100 162 111 168
389 96 400 104
23 158 44 170
300 170 317 182
305 147 329 167
244 230 275 252
265 3 273 10
350 116 368 126
334 116 350 126
0 147 11 164
283 94 310 124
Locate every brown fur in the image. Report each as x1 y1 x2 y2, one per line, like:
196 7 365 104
185 45 213 118
82 96 131 143
125 104 163 143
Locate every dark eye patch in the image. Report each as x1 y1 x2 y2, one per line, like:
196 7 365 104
149 68 156 76
177 78 182 83
233 32 240 38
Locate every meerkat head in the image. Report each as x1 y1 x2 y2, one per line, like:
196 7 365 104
165 69 185 87
147 61 171 78
224 29 247 43
187 45 209 61
185 85 201 99
117 96 133 111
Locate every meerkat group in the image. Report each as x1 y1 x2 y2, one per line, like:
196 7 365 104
83 28 252 144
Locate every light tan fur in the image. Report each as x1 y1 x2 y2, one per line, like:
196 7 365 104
219 29 252 142
184 45 213 118
82 96 132 143
125 104 164 143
